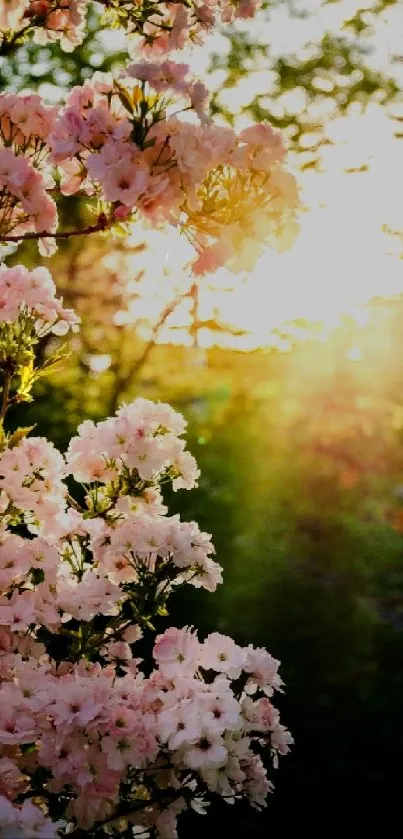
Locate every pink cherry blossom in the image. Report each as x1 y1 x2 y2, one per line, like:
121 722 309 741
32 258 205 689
243 645 284 696
57 569 122 622
0 265 79 335
153 626 200 679
199 633 246 679
0 0 297 827
183 730 228 770
0 590 36 632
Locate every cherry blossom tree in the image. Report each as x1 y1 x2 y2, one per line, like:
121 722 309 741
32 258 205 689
0 2 298 836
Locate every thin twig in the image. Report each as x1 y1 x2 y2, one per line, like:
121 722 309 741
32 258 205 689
109 284 194 413
66 494 84 513
0 216 110 243
130 288 192 377
0 368 12 424
66 790 181 839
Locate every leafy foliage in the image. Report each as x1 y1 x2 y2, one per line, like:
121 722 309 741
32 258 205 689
208 0 403 166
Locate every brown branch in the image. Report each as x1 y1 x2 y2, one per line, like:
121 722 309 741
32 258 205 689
66 788 184 839
66 494 84 513
0 23 33 57
0 367 13 424
0 215 110 243
109 285 193 413
130 288 192 378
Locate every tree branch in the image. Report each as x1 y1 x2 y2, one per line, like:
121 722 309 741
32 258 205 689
0 367 12 424
0 24 33 57
66 790 181 839
0 215 110 243
130 288 192 378
109 285 193 413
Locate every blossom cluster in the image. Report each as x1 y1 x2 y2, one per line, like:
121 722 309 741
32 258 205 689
0 264 79 336
0 0 261 56
0 0 87 52
0 626 291 837
0 62 299 272
0 147 56 251
0 0 297 828
0 93 56 152
65 398 199 489
0 94 58 250
0 265 79 422
49 69 299 273
0 270 292 837
92 511 222 592
0 436 67 535
0 447 291 835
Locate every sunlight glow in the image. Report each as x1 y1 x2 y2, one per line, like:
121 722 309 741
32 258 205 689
38 2 403 352
114 0 402 351
118 101 403 352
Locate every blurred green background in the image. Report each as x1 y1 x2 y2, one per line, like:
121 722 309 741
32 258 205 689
12 294 403 832
3 0 403 832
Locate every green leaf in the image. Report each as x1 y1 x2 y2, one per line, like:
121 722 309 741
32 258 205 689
114 81 134 114
31 568 45 585
20 742 37 754
7 425 36 448
37 349 70 379
18 359 35 399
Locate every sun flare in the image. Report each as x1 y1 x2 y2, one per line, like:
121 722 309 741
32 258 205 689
105 0 403 353
121 109 403 353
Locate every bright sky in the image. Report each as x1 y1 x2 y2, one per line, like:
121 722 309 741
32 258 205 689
167 0 403 349
43 1 403 350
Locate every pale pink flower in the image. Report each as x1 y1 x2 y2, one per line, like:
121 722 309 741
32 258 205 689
31 0 88 52
271 721 294 757
172 450 200 490
201 681 242 734
243 645 283 696
190 554 223 592
102 641 133 664
0 530 28 591
51 680 104 728
158 700 201 750
199 633 245 679
0 796 20 837
0 705 36 746
57 569 121 622
183 730 227 770
127 60 190 93
234 0 262 18
16 798 63 837
0 591 36 632
24 537 59 577
88 146 149 207
0 795 63 838
0 436 66 532
236 123 286 171
100 548 138 585
34 583 61 630
189 81 209 121
0 0 29 30
169 5 190 49
243 754 273 809
153 626 200 679
102 721 157 770
191 239 234 276
154 806 179 839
